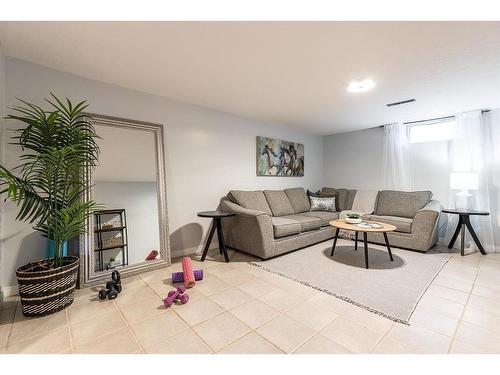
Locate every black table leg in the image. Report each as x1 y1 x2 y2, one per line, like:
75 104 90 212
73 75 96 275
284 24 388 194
200 219 217 261
448 215 463 249
330 228 340 256
464 215 487 255
363 232 369 269
355 231 358 251
383 232 394 261
460 221 466 256
215 218 230 262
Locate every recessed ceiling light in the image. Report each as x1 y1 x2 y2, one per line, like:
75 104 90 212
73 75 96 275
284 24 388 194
347 79 375 93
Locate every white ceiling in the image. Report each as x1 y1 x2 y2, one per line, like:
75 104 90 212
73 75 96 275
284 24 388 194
0 21 499 135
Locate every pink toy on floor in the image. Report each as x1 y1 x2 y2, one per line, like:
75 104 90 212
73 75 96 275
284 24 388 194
181 257 196 288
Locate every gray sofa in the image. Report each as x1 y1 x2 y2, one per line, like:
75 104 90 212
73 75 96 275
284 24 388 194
322 188 444 253
220 187 443 260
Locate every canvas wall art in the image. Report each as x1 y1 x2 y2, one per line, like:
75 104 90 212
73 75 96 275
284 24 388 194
256 136 304 176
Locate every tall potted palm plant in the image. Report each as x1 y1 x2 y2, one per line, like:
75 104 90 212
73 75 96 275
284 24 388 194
0 94 100 317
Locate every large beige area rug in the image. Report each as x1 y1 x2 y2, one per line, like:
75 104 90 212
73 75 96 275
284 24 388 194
250 239 452 324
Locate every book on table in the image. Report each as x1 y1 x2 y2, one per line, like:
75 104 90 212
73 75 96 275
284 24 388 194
355 222 383 229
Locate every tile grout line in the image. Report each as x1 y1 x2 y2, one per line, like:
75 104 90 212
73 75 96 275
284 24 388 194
215 329 284 354
111 299 147 354
66 309 75 353
4 298 18 349
218 261 372 353
369 322 395 353
140 273 218 353
446 253 481 354
292 331 352 354
140 259 303 353
58 251 498 355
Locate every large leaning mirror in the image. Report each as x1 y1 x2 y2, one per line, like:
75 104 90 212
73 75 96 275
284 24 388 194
79 114 170 286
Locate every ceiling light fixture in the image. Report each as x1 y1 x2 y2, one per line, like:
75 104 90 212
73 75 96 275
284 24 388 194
347 79 375 93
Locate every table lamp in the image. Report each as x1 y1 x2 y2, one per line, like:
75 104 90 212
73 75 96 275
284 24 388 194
450 172 479 210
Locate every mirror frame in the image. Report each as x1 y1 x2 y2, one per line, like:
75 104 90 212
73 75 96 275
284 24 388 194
79 113 170 287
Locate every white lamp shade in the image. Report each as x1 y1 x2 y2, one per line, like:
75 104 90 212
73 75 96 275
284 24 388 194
450 172 479 191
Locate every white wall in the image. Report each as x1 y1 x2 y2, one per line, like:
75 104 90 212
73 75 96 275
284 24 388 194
94 182 161 266
0 57 324 290
324 126 458 203
323 127 385 190
323 117 500 250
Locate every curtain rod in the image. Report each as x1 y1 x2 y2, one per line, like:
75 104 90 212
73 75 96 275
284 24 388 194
378 109 491 128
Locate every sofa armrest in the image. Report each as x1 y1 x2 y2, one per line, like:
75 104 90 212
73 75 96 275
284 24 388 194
220 200 269 218
412 199 442 250
417 199 442 215
219 199 274 259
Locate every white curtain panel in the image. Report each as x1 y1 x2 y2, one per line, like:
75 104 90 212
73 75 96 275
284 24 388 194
445 110 496 253
383 122 412 191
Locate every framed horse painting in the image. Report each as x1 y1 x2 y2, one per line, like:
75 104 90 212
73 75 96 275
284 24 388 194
256 136 304 176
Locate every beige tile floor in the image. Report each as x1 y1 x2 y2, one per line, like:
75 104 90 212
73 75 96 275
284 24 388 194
1 239 500 354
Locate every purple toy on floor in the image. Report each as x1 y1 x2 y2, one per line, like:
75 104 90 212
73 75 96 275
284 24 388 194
171 269 203 283
163 285 189 307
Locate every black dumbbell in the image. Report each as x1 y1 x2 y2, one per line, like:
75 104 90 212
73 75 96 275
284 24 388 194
112 270 121 283
97 271 123 300
98 288 108 300
98 280 120 300
111 271 122 293
105 280 119 300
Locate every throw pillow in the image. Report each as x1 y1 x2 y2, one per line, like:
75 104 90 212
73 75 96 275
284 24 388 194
309 196 336 212
307 189 321 197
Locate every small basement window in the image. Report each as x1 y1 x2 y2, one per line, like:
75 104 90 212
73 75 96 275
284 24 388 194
409 119 456 144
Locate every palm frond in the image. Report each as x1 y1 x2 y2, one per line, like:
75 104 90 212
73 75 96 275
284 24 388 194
0 95 101 266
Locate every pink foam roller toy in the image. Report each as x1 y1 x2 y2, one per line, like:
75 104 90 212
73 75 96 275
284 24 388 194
171 269 204 283
181 257 196 288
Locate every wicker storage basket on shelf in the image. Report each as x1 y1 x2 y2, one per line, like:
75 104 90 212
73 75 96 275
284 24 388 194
16 256 79 317
102 237 123 248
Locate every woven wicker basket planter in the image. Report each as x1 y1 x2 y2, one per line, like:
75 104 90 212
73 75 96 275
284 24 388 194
16 256 79 317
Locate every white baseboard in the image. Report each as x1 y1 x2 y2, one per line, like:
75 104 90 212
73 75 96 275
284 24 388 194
170 243 219 259
1 284 18 299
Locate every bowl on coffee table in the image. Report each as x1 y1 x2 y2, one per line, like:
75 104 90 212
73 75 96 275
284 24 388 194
345 213 362 224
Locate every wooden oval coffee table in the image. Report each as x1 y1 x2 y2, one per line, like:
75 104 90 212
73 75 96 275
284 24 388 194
329 220 397 269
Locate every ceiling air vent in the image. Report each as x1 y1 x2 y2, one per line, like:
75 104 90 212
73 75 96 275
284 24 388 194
386 99 416 107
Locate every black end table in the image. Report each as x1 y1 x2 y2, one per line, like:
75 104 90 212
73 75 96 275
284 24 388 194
197 211 235 263
443 209 489 256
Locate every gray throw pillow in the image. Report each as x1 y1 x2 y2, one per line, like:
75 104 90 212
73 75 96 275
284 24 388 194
307 189 321 198
309 196 336 212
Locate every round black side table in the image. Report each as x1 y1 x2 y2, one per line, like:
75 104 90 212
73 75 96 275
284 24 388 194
443 209 489 256
197 211 235 263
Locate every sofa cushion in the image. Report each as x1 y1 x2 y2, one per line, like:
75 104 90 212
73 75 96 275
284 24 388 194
362 214 413 234
309 196 336 212
345 189 358 211
263 190 295 216
282 214 322 232
321 187 348 211
375 190 432 219
271 216 301 238
302 211 339 226
229 190 272 216
285 188 311 213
